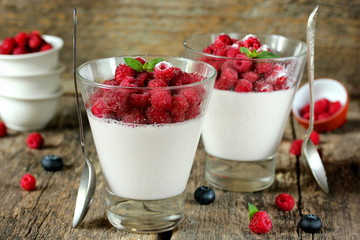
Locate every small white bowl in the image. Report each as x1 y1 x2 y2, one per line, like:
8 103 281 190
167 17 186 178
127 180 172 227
0 64 65 97
0 88 63 131
0 35 63 75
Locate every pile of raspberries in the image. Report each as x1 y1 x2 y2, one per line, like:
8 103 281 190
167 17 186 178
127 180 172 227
89 57 206 124
0 30 52 55
200 34 289 92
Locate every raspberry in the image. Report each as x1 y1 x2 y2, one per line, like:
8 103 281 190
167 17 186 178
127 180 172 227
300 103 310 117
328 100 342 116
0 122 7 137
214 45 228 56
40 43 52 52
234 79 253 92
0 37 17 54
240 71 259 83
103 79 120 86
275 193 295 211
28 35 44 51
310 131 320 145
249 211 272 234
226 45 240 57
168 68 184 86
314 98 330 116
241 35 261 51
103 89 130 117
122 108 146 124
26 132 44 149
290 139 303 156
303 112 310 120
215 67 238 90
181 72 200 85
171 94 189 117
153 61 175 82
232 54 253 73
265 64 287 90
134 56 146 65
255 62 272 74
254 80 274 92
136 71 153 87
214 34 232 48
13 46 30 55
14 32 28 47
180 88 202 107
130 91 151 108
119 76 137 87
203 45 215 54
317 112 330 121
150 90 172 110
20 173 36 191
146 106 171 124
186 105 201 119
148 79 168 88
115 64 135 82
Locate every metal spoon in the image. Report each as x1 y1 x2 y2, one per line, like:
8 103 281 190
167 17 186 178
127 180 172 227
301 5 329 194
72 8 97 227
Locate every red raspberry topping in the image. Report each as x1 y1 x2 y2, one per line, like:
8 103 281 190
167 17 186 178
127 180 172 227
40 43 53 51
0 37 17 54
130 91 151 108
289 139 303 156
0 122 7 137
122 108 146 124
214 34 233 48
115 64 135 82
249 211 272 234
328 101 342 115
20 174 36 191
29 35 45 51
186 105 201 119
145 106 171 124
13 46 30 55
171 94 190 117
275 193 295 211
255 62 273 74
214 45 228 56
103 79 120 86
241 35 261 51
234 79 253 92
180 88 202 107
231 55 253 73
136 71 153 87
254 80 274 92
314 98 330 116
15 32 28 47
310 131 320 145
148 79 168 88
103 89 131 117
153 61 175 82
240 71 259 83
215 67 238 90
203 45 215 54
150 90 172 110
26 132 44 149
134 56 146 65
226 45 240 57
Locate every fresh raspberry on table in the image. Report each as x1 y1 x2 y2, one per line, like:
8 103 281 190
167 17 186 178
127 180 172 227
26 132 44 149
328 101 342 116
115 64 135 82
14 32 28 47
275 193 295 211
289 139 303 156
20 174 36 191
310 131 320 145
234 79 253 92
0 122 7 137
314 98 330 116
240 71 259 83
150 90 172 110
255 62 273 74
145 106 172 124
121 108 146 124
249 211 272 234
153 61 175 82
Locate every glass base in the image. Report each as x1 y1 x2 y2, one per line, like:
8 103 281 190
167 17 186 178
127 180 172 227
205 154 276 192
106 190 184 233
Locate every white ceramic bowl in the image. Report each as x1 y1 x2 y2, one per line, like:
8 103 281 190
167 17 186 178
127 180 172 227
0 35 63 75
0 88 63 131
0 64 65 97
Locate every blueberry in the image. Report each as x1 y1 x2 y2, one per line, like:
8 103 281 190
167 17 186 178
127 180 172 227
299 214 322 233
41 155 63 172
194 186 215 205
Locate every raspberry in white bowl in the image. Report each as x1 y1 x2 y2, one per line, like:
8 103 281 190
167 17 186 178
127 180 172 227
76 55 216 233
184 33 307 192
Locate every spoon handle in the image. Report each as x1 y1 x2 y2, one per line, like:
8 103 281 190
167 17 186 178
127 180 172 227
306 5 319 137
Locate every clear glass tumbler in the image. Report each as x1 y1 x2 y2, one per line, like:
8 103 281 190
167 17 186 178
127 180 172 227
184 33 307 192
76 55 216 233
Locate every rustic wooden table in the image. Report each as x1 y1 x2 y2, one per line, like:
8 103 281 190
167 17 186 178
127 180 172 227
1 0 359 239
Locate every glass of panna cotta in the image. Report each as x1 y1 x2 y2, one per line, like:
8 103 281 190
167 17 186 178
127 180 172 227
184 33 307 192
76 55 216 233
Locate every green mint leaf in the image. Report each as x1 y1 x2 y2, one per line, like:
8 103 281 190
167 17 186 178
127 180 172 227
240 47 254 58
256 51 281 59
248 203 259 222
143 58 164 72
124 57 144 72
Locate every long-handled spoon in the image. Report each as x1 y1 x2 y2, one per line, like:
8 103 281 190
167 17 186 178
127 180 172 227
72 8 97 227
301 5 329 194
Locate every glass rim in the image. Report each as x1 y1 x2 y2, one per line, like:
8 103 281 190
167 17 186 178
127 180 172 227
183 32 308 61
76 55 217 90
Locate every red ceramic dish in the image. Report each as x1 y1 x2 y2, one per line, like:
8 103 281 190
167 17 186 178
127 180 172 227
292 78 349 132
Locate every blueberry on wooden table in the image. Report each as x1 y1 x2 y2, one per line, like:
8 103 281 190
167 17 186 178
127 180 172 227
194 186 215 205
41 155 63 171
299 214 322 233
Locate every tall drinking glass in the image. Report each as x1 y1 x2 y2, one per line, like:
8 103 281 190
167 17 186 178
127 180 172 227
184 33 307 192
76 55 216 232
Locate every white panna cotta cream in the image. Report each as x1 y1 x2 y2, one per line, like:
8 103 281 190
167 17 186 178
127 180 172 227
87 111 203 200
202 88 296 161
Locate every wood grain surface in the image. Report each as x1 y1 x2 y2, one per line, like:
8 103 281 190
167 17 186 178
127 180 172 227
0 0 360 239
